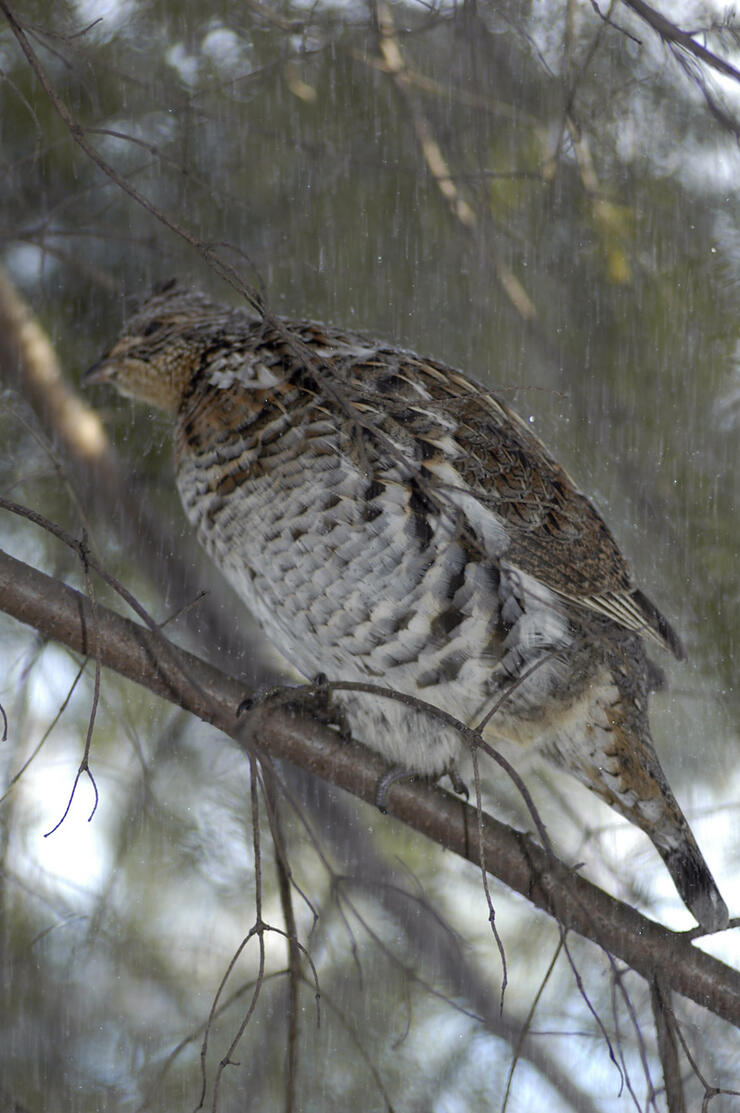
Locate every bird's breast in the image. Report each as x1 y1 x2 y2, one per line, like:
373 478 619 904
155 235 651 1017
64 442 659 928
172 377 609 770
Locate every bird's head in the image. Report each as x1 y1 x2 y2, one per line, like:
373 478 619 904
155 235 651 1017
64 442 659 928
84 279 229 412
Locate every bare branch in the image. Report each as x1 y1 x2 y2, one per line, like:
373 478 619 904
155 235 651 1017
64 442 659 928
262 773 301 1113
0 265 108 463
651 977 687 1113
373 0 536 321
296 768 604 1113
617 0 740 85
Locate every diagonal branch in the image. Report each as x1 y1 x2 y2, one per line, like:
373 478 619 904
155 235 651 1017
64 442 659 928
373 0 536 322
617 0 740 85
0 543 737 1026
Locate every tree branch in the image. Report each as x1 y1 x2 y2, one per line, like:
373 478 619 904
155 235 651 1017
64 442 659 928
617 0 740 85
0 544 737 1026
650 978 687 1113
373 0 536 321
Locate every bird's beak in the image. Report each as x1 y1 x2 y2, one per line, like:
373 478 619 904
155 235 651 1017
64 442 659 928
83 356 116 386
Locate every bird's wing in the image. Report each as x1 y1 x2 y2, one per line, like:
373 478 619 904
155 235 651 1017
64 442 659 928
412 355 685 658
184 317 684 659
318 339 684 659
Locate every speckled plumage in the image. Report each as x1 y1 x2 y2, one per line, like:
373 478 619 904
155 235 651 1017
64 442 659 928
85 280 728 931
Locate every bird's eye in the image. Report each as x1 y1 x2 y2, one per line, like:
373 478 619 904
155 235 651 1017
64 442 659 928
142 319 164 337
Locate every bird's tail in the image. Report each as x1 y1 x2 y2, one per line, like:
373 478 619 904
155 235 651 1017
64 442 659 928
590 758 729 932
544 695 729 932
652 827 729 933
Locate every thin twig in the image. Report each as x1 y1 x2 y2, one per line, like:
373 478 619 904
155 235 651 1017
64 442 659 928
650 976 686 1113
263 772 302 1113
500 936 564 1113
471 743 508 1010
43 532 101 836
209 757 267 1111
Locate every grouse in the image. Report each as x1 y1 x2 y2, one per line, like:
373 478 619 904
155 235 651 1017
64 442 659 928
85 280 729 932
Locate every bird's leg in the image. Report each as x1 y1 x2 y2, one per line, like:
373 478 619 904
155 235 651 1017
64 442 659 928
310 672 352 741
375 758 468 813
374 765 419 812
444 758 469 799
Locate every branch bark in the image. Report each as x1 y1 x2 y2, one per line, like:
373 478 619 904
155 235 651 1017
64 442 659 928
0 544 737 1027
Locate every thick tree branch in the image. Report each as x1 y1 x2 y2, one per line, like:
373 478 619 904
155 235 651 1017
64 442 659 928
0 545 737 1027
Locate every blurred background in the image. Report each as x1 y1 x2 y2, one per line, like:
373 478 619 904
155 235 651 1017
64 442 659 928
0 1 738 1110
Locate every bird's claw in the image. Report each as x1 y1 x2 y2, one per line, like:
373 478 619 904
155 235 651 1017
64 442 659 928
236 675 352 742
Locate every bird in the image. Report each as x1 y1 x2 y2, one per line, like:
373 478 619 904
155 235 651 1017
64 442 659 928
85 278 729 932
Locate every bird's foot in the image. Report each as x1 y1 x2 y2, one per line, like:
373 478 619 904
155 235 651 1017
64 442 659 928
237 685 285 718
236 674 351 741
